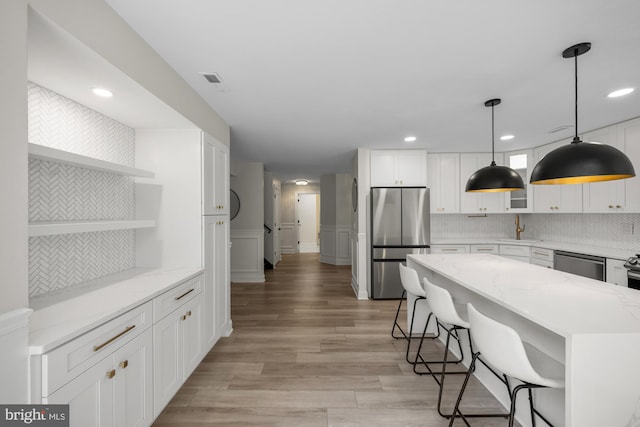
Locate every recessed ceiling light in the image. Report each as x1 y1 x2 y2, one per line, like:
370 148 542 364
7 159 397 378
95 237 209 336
404 136 417 143
608 88 634 98
295 179 308 186
500 134 515 141
92 88 113 98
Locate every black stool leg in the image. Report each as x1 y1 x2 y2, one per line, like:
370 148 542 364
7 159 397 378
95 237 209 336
448 351 479 427
413 324 464 374
529 387 536 427
391 290 408 340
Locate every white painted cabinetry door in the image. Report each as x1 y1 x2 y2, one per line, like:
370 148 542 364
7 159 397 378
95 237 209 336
202 132 230 215
46 356 114 427
428 153 460 213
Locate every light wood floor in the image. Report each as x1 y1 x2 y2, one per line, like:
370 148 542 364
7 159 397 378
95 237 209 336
152 253 512 427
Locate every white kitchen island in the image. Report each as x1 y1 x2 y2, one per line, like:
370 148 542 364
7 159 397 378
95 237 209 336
407 253 640 427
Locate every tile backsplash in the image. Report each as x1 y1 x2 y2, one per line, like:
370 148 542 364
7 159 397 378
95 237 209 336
28 82 136 298
431 214 515 241
432 213 640 251
522 213 640 251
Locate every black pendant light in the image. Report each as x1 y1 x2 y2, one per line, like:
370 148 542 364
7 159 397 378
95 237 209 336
465 99 525 192
530 42 635 185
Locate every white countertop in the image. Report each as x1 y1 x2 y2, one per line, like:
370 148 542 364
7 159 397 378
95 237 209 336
29 267 203 354
408 254 640 337
431 239 633 260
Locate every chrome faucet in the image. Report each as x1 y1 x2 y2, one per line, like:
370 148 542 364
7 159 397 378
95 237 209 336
515 214 525 240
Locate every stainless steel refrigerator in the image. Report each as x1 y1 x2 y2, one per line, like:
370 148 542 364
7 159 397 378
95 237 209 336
371 187 430 299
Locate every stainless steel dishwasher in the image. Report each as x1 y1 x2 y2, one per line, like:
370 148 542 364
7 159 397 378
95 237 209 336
554 250 605 281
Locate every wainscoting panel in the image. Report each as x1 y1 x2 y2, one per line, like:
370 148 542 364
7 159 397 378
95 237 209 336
280 223 296 254
319 226 351 266
230 230 265 283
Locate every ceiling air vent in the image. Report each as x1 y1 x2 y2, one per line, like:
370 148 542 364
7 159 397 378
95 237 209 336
201 72 222 84
548 125 573 134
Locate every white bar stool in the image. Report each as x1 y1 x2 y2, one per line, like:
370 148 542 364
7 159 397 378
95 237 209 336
420 279 510 422
449 303 565 427
392 264 439 365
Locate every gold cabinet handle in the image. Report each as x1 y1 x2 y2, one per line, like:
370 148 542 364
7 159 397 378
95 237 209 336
93 325 136 352
616 205 622 209
442 249 458 252
106 369 116 379
181 314 187 321
187 310 192 317
609 205 614 209
119 360 128 369
533 251 547 256
175 288 195 301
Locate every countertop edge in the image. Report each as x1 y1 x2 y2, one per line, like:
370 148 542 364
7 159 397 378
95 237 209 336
28 267 204 355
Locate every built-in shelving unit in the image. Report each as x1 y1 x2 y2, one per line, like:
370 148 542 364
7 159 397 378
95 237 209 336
28 219 156 237
28 142 155 178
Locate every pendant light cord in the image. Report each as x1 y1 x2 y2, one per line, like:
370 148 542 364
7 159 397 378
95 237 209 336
490 103 496 166
574 50 579 141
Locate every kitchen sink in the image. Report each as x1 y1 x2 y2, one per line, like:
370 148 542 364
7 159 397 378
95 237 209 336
497 238 540 243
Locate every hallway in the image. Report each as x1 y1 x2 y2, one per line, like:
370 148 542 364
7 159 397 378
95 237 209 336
152 254 507 426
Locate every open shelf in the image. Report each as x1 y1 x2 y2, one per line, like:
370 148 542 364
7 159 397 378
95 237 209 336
29 219 156 237
28 143 155 178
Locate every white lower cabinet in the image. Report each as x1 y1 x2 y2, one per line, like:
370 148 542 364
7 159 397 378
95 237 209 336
153 293 203 418
470 244 498 254
530 247 554 269
499 245 530 263
606 258 628 287
46 330 153 427
34 274 208 427
203 215 231 350
430 245 469 254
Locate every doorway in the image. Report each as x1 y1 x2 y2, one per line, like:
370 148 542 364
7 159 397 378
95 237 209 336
296 192 320 253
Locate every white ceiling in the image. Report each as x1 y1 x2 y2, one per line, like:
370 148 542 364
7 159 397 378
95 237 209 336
28 10 194 130
105 1 640 182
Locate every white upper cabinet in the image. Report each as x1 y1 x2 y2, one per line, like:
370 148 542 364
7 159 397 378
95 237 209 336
620 118 640 213
503 149 533 213
427 153 460 213
460 153 504 213
533 139 583 213
202 132 230 215
582 126 627 213
370 149 427 187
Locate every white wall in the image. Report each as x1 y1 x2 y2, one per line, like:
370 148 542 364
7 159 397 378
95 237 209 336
0 0 30 404
0 0 28 316
135 129 202 269
230 160 265 282
320 174 352 266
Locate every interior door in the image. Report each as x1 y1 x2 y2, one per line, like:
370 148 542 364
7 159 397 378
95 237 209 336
297 193 320 253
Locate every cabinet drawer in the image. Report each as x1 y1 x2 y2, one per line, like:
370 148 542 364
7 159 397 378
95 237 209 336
153 274 203 322
531 247 554 262
499 245 531 257
470 244 498 254
431 245 469 254
42 301 152 397
531 257 554 269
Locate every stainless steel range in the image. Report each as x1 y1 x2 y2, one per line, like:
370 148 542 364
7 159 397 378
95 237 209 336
623 254 640 290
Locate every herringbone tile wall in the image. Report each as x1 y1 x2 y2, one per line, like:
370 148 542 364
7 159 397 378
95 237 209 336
28 82 137 298
28 82 134 165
